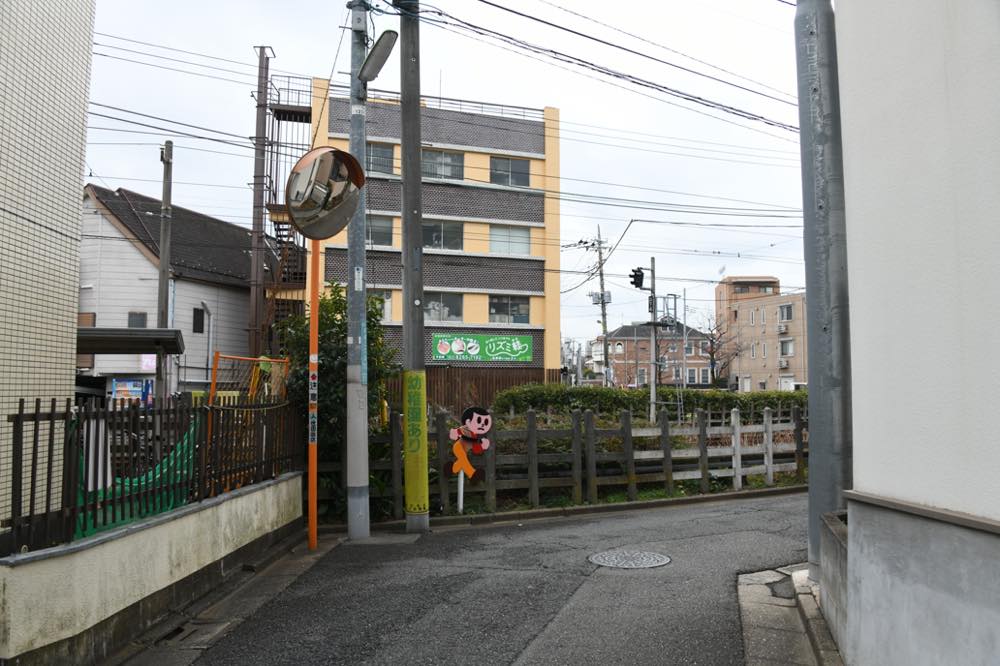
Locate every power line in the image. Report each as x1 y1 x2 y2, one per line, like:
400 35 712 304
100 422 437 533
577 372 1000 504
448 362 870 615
536 0 796 101
474 0 796 106
376 2 798 133
89 102 250 140
92 51 257 87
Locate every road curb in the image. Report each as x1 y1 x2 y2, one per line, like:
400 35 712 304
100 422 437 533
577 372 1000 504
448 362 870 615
319 484 806 533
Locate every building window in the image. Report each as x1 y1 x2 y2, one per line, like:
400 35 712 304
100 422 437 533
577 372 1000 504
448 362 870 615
489 295 530 324
751 342 757 359
699 340 709 356
700 368 710 384
734 285 750 294
366 143 394 174
424 292 462 321
371 290 392 321
732 309 738 321
760 307 765 324
667 343 677 353
762 342 767 358
673 367 681 380
760 286 774 294
489 156 530 187
193 308 205 334
687 368 697 385
615 342 624 354
685 342 694 356
421 149 464 180
750 309 755 326
128 311 147 328
780 339 794 356
759 380 767 390
638 367 647 386
367 215 394 247
422 220 463 250
779 304 793 321
490 225 530 254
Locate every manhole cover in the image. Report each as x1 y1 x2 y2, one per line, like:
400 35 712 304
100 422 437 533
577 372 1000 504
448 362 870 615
588 550 671 569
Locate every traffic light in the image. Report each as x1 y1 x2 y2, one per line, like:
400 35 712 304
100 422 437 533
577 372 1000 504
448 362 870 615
629 267 645 289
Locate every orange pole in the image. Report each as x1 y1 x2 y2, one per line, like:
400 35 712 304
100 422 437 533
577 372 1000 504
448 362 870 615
308 238 319 550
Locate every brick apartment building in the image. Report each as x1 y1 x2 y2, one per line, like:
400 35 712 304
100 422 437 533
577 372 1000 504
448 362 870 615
594 319 713 388
264 78 560 412
715 276 808 392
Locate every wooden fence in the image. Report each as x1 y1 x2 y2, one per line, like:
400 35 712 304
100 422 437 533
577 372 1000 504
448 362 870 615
319 406 808 518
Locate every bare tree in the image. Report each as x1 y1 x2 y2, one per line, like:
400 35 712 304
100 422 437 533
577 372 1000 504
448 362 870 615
699 316 741 384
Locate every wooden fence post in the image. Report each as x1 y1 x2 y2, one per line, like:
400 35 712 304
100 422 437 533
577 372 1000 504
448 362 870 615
435 412 450 514
793 406 805 482
697 408 709 494
622 410 637 502
392 412 404 519
659 409 673 495
485 421 497 513
731 408 743 491
763 407 774 486
527 409 540 508
585 409 597 503
571 410 583 505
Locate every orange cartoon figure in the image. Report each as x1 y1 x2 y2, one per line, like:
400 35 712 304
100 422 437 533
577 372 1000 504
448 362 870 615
449 406 492 480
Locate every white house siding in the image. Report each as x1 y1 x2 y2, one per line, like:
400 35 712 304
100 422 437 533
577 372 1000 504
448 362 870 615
80 197 250 392
172 282 250 391
80 197 160 376
839 0 1000 521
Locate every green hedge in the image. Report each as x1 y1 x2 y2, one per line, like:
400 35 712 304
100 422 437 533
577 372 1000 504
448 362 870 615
492 384 807 421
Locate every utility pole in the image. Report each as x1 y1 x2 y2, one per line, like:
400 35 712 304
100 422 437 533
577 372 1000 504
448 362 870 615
156 140 173 403
396 0 430 533
346 0 370 539
595 228 611 387
682 288 688 392
249 47 271 357
795 0 852 581
648 257 657 423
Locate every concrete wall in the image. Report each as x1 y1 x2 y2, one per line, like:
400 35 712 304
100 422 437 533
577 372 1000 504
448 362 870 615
819 511 847 653
0 474 302 660
838 0 1000 520
846 501 1000 665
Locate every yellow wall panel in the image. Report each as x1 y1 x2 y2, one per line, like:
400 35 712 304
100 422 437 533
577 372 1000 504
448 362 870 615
530 296 545 326
464 151 490 184
465 222 491 253
464 293 488 324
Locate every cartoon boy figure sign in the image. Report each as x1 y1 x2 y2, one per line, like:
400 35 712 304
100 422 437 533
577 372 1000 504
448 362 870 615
449 406 492 481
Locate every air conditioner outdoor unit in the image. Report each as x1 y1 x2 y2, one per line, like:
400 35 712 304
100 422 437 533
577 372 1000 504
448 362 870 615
777 324 788 333
778 359 789 369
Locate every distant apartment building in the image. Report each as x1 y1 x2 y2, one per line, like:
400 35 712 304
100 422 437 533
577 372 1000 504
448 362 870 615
79 186 255 397
596 320 712 388
264 77 560 411
715 277 807 392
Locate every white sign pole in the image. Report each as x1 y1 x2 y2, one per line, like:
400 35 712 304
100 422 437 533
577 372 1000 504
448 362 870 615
458 470 465 514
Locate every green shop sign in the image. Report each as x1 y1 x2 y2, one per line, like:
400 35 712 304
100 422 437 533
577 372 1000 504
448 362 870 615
432 333 533 362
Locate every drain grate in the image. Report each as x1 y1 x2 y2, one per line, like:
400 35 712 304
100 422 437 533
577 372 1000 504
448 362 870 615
588 550 671 569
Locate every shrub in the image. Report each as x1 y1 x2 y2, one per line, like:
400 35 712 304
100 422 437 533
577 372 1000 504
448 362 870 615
492 384 807 422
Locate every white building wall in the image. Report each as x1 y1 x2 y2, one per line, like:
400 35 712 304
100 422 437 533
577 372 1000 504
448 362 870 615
839 0 1000 520
80 197 251 391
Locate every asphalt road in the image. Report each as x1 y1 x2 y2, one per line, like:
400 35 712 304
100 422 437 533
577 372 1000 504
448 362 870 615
197 493 807 666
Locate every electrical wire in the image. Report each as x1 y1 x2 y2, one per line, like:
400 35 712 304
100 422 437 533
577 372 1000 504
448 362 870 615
375 2 798 133
474 0 795 106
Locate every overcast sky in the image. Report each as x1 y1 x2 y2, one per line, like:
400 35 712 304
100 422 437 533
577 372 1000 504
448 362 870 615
86 0 804 344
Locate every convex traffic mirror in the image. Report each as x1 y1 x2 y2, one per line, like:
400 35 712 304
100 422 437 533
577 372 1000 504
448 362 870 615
285 147 366 240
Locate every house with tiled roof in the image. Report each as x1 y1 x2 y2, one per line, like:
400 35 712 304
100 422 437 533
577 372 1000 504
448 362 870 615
78 184 258 396
595 318 712 388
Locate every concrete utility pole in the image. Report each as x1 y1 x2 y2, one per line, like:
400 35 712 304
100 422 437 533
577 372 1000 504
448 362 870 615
595 228 611 387
795 0 852 581
156 140 173 402
346 0 371 539
249 47 271 357
648 257 657 422
396 0 430 533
